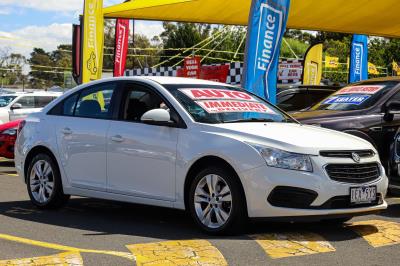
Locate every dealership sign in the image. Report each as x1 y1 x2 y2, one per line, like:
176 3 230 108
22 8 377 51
243 0 291 103
113 19 130 77
349 34 368 83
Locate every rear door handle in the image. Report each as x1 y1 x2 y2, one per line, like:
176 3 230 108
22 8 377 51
61 127 72 135
111 135 124 143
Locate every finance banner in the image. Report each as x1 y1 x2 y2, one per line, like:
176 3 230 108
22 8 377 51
242 0 291 104
114 18 130 77
349 34 368 83
302 43 323 85
82 0 104 83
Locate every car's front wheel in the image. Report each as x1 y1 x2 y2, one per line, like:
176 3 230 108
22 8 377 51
27 153 70 209
188 166 246 235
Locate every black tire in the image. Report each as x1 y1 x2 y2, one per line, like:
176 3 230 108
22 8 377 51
27 153 70 209
188 166 246 235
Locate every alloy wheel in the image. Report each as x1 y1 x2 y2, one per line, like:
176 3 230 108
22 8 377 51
194 174 232 229
30 160 54 204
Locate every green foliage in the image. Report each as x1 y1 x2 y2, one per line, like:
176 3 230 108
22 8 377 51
279 38 308 59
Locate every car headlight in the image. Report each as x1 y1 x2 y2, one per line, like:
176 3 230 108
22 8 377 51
1 128 17 136
247 143 313 172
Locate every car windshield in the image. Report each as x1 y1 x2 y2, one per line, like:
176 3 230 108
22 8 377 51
310 81 399 111
164 84 295 124
0 96 17 107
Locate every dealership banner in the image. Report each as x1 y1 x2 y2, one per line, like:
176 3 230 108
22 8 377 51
114 19 130 77
183 56 201 78
278 60 302 82
82 0 104 83
72 23 82 84
200 65 230 83
243 0 291 104
325 56 339 68
302 43 323 85
349 34 368 83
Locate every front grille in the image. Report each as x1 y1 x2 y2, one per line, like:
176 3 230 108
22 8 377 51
325 163 380 183
320 150 375 158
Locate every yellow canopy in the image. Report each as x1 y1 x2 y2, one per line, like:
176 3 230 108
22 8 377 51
103 0 400 38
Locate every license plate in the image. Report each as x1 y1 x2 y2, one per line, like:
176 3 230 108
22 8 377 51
350 186 377 204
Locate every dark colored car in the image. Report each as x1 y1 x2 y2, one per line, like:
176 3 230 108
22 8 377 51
389 130 400 192
277 85 341 112
291 77 400 186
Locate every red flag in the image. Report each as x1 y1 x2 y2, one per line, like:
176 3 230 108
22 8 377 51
72 22 82 84
114 19 130 77
183 56 201 79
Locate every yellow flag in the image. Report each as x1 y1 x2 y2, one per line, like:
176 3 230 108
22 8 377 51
82 0 104 83
347 57 350 70
325 56 339 68
393 61 400 72
303 43 323 85
368 62 379 75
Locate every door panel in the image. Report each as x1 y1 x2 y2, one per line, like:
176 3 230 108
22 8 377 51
56 117 110 191
107 121 178 201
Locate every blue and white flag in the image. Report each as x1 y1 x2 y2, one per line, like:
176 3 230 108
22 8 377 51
349 34 368 83
242 0 291 104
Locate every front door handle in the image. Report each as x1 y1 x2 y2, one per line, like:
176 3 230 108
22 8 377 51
111 135 124 143
61 127 72 135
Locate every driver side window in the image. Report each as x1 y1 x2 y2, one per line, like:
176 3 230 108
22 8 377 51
122 85 166 123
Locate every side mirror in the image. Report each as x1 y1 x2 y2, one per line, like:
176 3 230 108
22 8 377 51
141 108 173 126
10 103 22 110
386 101 400 115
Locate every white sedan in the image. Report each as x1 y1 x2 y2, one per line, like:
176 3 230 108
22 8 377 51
15 77 388 234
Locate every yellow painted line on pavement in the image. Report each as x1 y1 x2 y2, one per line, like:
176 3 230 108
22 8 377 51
127 239 228 266
251 232 336 259
348 220 400 247
0 233 135 262
0 251 83 266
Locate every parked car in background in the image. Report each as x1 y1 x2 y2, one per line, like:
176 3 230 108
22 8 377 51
277 85 341 112
15 77 387 234
0 119 22 159
0 91 62 124
292 77 400 187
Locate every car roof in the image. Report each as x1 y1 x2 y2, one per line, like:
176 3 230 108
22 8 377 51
98 76 236 87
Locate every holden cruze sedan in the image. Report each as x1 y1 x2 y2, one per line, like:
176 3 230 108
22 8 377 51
15 77 388 234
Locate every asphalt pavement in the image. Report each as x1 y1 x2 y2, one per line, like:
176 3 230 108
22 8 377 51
0 159 399 266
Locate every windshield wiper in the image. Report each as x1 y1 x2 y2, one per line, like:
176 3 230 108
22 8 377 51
223 118 276 123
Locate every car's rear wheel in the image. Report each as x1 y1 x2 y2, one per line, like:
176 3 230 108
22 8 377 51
27 153 69 209
188 166 246 235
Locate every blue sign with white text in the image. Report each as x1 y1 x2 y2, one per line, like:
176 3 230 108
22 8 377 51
243 0 291 104
349 34 368 83
323 95 370 105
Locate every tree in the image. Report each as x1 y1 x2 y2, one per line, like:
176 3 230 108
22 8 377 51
28 48 55 89
0 47 27 87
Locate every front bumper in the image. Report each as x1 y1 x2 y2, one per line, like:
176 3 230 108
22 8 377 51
241 155 389 218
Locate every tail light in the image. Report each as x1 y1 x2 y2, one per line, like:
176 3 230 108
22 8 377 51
17 120 26 136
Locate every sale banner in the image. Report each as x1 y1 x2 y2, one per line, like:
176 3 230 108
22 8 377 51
184 56 201 78
114 19 130 77
179 88 257 101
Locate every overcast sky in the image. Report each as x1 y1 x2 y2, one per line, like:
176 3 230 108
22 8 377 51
0 0 164 57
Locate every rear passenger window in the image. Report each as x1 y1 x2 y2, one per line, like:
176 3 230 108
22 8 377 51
75 83 116 119
16 96 35 108
35 96 55 108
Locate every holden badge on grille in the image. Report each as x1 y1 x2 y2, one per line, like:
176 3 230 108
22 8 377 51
352 152 361 163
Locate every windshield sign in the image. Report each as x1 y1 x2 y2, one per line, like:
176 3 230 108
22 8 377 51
179 88 276 114
335 85 384 95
